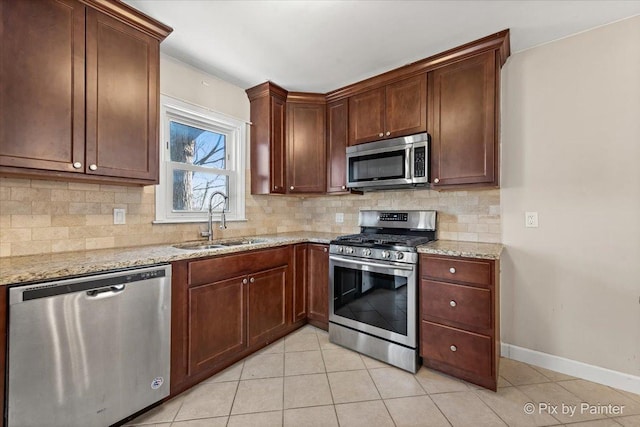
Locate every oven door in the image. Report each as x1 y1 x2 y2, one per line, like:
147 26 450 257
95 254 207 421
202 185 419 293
329 254 417 348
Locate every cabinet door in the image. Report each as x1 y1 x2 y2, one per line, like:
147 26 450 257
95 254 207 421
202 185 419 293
287 103 326 193
247 266 289 347
348 87 385 145
85 9 159 182
307 244 329 327
0 0 85 173
293 244 308 323
429 51 497 187
385 74 427 138
187 276 246 377
270 95 287 193
326 100 349 193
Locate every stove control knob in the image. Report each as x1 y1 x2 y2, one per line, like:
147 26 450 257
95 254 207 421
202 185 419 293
362 248 372 256
381 250 390 259
345 247 354 254
337 246 344 253
396 252 404 260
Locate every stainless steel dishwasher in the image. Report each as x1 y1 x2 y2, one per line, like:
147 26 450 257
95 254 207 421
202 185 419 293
7 264 171 427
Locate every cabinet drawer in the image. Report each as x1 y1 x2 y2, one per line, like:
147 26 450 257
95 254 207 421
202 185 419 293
420 280 491 330
421 256 492 287
420 321 492 378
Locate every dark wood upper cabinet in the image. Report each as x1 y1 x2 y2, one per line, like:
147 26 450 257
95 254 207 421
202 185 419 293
0 0 171 185
247 30 509 192
85 9 159 181
247 82 287 194
348 74 427 145
0 0 86 174
385 75 428 138
428 51 498 188
326 99 349 193
286 94 326 193
348 87 386 145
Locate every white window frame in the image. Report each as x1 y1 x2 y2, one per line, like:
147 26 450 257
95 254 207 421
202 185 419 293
155 95 246 223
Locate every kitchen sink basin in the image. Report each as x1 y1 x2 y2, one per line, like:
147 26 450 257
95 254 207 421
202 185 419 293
173 239 266 250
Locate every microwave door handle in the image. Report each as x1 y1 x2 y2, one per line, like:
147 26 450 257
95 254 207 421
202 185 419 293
407 146 414 181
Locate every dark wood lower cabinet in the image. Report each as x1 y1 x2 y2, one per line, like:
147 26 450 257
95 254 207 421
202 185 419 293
170 246 296 396
188 276 246 377
307 244 329 329
247 266 289 347
419 254 500 391
293 244 308 322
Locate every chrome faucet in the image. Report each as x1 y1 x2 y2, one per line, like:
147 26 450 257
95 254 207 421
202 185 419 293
201 191 228 242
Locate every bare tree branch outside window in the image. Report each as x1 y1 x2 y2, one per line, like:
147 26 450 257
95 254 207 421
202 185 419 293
170 122 227 211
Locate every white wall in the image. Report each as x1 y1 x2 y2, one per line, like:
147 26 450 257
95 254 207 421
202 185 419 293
160 54 250 122
501 16 640 376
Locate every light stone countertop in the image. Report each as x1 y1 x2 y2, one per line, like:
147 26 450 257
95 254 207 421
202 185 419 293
417 240 504 260
0 232 339 286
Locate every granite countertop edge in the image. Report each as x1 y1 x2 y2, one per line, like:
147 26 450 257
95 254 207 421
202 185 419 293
417 240 504 260
0 232 338 286
1 235 504 286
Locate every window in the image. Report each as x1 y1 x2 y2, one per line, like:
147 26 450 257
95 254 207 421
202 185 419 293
155 95 246 223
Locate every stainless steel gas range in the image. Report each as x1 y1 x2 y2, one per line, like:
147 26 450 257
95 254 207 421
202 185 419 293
328 210 437 373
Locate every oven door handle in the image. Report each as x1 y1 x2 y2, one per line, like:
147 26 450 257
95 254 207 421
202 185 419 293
329 255 415 271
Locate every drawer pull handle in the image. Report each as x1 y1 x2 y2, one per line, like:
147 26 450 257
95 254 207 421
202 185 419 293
450 345 457 352
449 267 456 274
449 300 457 307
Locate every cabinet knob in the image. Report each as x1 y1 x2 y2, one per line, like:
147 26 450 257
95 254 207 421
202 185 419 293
449 300 457 307
449 267 456 274
274 185 279 190
433 178 440 184
378 133 383 138
323 247 328 252
450 345 457 352
242 278 248 284
89 164 98 171
250 277 255 283
290 186 294 190
385 131 391 136
72 162 82 169
341 185 346 190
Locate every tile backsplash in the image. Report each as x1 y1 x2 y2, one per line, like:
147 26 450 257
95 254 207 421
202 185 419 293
0 175 500 257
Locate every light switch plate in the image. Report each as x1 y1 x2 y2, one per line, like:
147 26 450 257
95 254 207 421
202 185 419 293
525 212 538 228
335 212 344 224
113 208 126 225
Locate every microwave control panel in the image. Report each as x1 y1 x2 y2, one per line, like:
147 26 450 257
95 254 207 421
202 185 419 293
414 146 426 178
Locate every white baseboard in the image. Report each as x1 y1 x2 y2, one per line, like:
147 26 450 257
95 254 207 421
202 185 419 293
501 343 640 395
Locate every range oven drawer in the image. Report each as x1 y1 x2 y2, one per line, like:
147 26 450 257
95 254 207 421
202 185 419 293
421 256 492 287
420 320 492 378
420 280 491 330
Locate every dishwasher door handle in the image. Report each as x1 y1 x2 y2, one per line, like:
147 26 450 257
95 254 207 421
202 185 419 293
86 284 126 298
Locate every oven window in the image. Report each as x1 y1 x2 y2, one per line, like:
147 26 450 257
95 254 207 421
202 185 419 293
333 266 408 335
349 150 405 183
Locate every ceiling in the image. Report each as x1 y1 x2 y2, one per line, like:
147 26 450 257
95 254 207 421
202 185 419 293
124 1 640 93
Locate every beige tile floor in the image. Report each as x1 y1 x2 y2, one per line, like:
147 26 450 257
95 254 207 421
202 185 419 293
127 325 640 427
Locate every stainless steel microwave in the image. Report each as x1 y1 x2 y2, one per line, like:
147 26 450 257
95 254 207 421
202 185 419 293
346 133 430 191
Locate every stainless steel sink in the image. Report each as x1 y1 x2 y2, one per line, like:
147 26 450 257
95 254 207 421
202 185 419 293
173 243 226 250
219 239 265 246
173 239 266 250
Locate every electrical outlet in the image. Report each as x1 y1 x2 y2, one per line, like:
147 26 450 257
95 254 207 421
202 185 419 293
335 212 344 224
525 212 538 228
113 208 126 225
